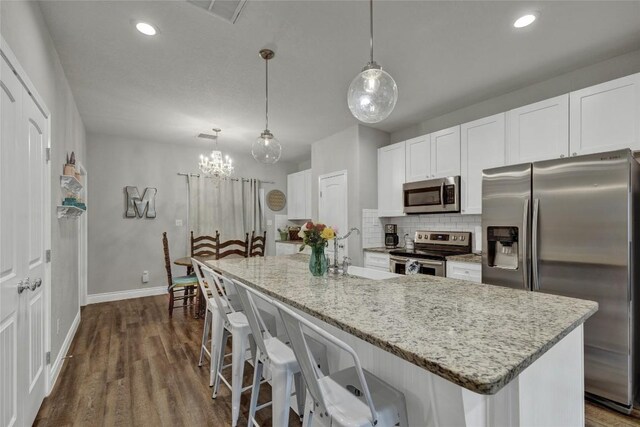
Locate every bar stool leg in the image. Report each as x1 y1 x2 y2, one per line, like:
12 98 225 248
212 329 229 398
198 307 210 367
271 366 294 427
247 355 264 427
230 330 248 427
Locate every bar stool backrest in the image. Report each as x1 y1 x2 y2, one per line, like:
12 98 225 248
231 279 273 359
191 258 211 301
274 298 379 425
198 263 234 325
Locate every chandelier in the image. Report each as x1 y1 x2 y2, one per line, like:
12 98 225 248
198 128 234 179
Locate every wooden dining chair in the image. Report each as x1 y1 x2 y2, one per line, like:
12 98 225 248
217 233 249 259
191 230 219 258
163 232 198 317
248 230 267 257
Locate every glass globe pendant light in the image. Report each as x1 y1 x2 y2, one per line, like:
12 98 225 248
252 49 282 164
198 128 234 181
347 0 398 123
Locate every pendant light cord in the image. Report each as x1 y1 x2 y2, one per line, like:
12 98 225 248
369 0 374 63
265 57 269 131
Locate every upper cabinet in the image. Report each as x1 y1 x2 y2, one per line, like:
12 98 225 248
287 169 312 220
461 113 506 215
507 95 569 164
405 135 431 182
570 73 640 156
378 141 406 217
431 125 461 178
405 126 460 183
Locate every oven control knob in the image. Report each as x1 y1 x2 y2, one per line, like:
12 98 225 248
460 236 465 241
452 236 457 241
417 234 422 239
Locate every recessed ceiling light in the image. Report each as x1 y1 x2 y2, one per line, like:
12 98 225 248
513 14 537 28
135 22 157 36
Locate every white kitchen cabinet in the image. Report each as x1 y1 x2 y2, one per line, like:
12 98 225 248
446 261 481 283
364 251 391 272
378 141 406 217
570 73 640 156
405 135 431 183
507 95 569 164
461 113 506 215
405 127 461 183
431 125 461 178
287 169 312 220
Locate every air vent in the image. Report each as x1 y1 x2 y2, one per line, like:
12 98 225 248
186 0 247 24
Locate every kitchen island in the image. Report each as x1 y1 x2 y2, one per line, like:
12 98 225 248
207 255 597 426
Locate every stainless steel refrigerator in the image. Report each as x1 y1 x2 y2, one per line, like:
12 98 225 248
482 149 640 413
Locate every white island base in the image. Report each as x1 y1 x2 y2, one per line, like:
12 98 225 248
296 312 584 427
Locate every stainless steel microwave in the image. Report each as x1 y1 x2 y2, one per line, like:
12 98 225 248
403 176 460 214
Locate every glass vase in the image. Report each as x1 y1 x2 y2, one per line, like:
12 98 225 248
309 245 328 277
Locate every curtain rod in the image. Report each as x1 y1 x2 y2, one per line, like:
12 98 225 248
177 172 275 184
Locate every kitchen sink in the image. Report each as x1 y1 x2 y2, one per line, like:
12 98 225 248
346 266 401 281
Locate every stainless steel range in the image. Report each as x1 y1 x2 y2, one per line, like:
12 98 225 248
389 231 472 276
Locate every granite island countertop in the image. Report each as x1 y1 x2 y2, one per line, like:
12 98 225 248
207 254 597 395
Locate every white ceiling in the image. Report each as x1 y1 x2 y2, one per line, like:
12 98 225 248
39 0 640 162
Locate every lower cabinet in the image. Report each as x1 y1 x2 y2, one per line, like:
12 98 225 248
364 251 391 272
275 242 310 256
446 261 481 283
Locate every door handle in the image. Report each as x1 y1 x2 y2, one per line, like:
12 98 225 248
32 278 42 290
440 182 446 208
522 199 529 290
532 199 540 291
17 278 30 294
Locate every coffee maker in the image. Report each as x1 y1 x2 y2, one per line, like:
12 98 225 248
385 224 399 249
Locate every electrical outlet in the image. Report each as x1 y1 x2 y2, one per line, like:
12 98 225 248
142 271 149 283
175 219 183 227
267 219 273 226
56 318 60 335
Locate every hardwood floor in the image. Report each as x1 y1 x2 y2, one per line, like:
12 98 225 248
36 294 640 426
35 295 301 427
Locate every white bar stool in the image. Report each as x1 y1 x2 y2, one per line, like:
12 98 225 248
199 263 254 427
192 258 223 386
274 298 409 427
232 279 306 427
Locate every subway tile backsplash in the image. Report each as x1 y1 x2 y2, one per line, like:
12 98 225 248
362 210 482 250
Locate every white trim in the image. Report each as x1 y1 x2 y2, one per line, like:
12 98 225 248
87 286 167 305
76 162 88 306
48 310 80 394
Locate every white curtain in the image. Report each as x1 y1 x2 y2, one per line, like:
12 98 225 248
188 176 263 241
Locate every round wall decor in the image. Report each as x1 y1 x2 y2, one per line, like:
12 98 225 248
266 189 286 211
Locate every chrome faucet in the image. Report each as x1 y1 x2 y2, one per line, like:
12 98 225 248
330 227 360 274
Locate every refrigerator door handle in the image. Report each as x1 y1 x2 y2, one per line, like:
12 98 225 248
532 198 540 291
522 199 529 290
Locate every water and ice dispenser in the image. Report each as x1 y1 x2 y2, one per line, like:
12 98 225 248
487 227 519 270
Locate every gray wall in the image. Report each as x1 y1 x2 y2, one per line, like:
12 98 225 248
311 125 389 266
391 48 640 143
86 133 295 296
1 1 87 362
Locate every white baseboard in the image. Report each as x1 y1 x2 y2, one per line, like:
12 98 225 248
48 309 80 394
87 286 167 305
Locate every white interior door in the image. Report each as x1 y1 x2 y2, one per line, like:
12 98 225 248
318 171 348 261
1 53 48 427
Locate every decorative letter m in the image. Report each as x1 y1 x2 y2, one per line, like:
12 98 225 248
125 186 157 218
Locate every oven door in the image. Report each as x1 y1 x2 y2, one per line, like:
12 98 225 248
403 176 460 214
390 257 445 277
